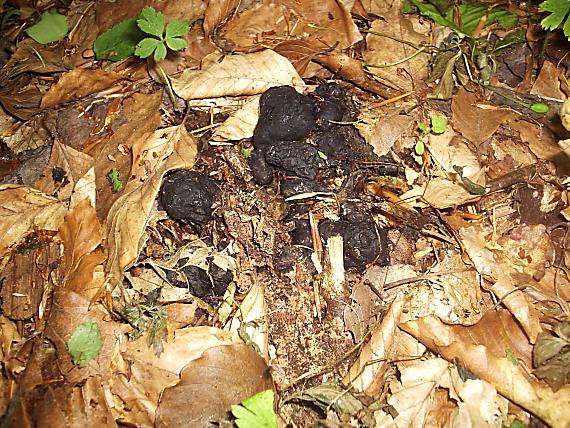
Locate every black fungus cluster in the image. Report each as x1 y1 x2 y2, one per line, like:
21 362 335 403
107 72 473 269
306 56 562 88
165 258 233 305
249 84 351 186
160 170 219 225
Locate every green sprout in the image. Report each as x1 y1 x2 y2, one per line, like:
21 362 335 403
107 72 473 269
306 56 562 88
107 168 123 193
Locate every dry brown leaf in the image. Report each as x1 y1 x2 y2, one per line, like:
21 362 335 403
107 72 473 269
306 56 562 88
530 61 566 100
34 141 94 202
363 7 431 92
229 281 269 359
400 312 570 427
156 343 274 428
428 131 481 179
58 198 105 299
94 91 162 221
459 224 552 342
6 377 117 428
221 0 361 50
171 50 303 100
356 111 413 157
211 95 260 142
203 0 240 36
104 125 198 294
2 116 51 156
382 358 508 427
511 119 570 173
274 40 322 76
452 88 516 145
422 178 475 209
344 293 405 394
40 69 125 110
0 185 67 260
110 326 239 426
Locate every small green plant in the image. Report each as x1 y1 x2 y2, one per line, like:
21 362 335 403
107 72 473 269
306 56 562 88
231 389 278 428
67 322 103 367
93 7 191 105
415 115 448 155
26 9 68 44
539 0 570 40
134 6 190 62
123 289 167 354
107 168 123 193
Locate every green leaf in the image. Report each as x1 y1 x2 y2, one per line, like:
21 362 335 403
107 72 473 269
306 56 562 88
539 0 570 31
446 4 517 35
508 420 527 428
25 9 68 44
137 6 164 38
415 139 425 155
530 102 550 114
165 36 188 52
417 122 429 134
430 116 448 134
166 19 191 38
67 322 103 368
106 168 124 192
231 389 278 428
135 38 160 59
94 17 146 61
153 42 168 62
409 0 462 33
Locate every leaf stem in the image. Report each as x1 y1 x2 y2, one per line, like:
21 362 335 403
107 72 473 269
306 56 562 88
155 62 177 107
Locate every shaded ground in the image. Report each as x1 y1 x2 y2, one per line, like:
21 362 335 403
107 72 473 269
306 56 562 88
0 0 569 427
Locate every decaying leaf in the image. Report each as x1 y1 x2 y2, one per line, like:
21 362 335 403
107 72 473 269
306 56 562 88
171 50 304 100
0 185 67 260
533 321 570 392
155 343 273 428
400 311 570 427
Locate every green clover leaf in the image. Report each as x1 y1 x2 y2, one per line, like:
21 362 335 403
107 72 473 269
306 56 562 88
166 19 191 39
166 37 188 51
137 6 164 38
135 38 161 58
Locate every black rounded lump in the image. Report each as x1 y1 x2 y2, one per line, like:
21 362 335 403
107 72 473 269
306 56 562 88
253 85 316 147
319 217 388 268
160 170 219 224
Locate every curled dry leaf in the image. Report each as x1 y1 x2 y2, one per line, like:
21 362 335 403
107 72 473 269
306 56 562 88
105 125 198 295
0 184 67 259
40 68 126 110
356 111 413 157
452 88 516 145
58 198 105 298
400 311 570 427
171 50 304 100
203 0 240 37
156 343 274 428
211 95 260 142
380 358 508 427
344 292 405 394
110 326 238 427
229 281 269 359
460 223 553 342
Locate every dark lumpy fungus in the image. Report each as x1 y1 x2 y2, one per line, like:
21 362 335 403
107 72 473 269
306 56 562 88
253 85 316 147
248 148 274 186
319 217 388 268
166 260 232 305
160 170 219 224
265 141 321 180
